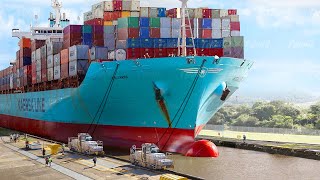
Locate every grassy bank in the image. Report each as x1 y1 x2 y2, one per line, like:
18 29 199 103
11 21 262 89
200 129 320 145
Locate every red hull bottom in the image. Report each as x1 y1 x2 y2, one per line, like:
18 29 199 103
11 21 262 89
0 114 218 157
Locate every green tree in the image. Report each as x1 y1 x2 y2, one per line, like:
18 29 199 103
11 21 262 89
209 112 225 125
253 104 276 121
315 120 320 129
271 115 294 129
231 114 259 127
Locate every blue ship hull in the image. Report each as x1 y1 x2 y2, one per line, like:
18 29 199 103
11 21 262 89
0 56 252 156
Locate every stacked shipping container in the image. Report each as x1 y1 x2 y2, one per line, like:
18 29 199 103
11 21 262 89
0 0 245 92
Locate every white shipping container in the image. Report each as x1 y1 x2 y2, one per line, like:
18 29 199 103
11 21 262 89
36 48 41 60
90 47 108 60
130 12 140 17
104 1 113 12
84 11 94 22
149 7 158 18
171 28 181 38
194 8 203 18
223 37 232 48
231 30 241 37
160 28 171 38
53 66 61 80
108 51 115 60
112 20 118 25
9 74 13 89
220 9 228 17
32 51 36 62
122 0 131 11
47 67 54 81
36 71 41 83
40 45 47 58
53 53 60 67
69 45 89 61
115 49 126 61
222 29 231 38
36 60 41 71
131 0 140 11
69 60 88 77
140 7 149 17
47 42 63 55
17 78 20 87
47 55 54 69
172 18 181 29
222 18 231 30
230 15 239 22
212 29 222 38
92 2 105 19
160 17 171 28
212 18 222 30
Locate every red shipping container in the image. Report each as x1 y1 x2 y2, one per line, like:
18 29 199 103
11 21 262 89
32 70 37 85
61 63 69 79
209 48 223 57
41 68 47 82
185 18 194 28
13 65 17 73
84 18 104 26
60 49 69 64
167 8 179 18
154 48 168 58
19 38 31 49
186 29 192 38
32 62 36 74
186 48 196 56
140 48 155 58
228 9 237 15
23 75 31 86
20 48 31 57
41 58 47 70
92 33 104 40
24 65 32 76
63 25 82 34
63 32 82 40
166 48 179 56
31 40 46 52
202 9 212 18
230 22 240 31
16 50 20 60
63 38 82 49
201 29 212 38
128 28 140 38
92 39 104 46
104 12 121 21
150 28 160 38
113 0 122 11
196 48 209 56
127 48 141 59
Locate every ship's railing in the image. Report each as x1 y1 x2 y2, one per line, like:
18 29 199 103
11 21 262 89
204 124 320 136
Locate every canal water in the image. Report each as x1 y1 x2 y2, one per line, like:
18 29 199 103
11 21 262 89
116 147 320 180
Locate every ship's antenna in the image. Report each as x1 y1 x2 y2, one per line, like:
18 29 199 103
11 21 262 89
179 0 188 57
51 0 62 27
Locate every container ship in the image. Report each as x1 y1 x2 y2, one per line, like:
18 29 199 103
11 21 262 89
0 0 252 157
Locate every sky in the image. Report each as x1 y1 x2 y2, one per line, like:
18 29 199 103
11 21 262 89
0 0 319 99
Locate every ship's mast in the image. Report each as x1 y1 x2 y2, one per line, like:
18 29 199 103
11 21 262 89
180 0 188 57
51 0 62 27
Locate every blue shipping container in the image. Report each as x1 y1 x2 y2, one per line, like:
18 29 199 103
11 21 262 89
140 28 150 38
195 39 210 48
158 8 166 17
208 38 223 48
140 17 150 27
166 38 178 48
202 19 212 29
140 38 154 48
154 38 167 48
127 39 141 48
22 57 31 66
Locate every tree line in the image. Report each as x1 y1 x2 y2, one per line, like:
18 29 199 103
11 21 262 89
209 101 320 130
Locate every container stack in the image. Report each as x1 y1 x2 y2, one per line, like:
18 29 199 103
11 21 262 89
68 45 89 77
47 42 63 82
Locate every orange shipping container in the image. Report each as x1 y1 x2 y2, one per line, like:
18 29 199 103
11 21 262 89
121 11 131 18
19 38 31 48
60 49 69 64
